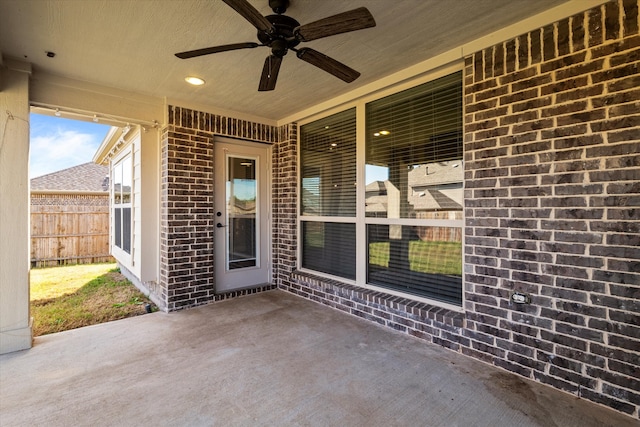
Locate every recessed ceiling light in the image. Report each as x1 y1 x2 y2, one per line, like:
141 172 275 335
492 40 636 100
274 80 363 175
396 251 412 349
185 76 205 86
379 130 390 135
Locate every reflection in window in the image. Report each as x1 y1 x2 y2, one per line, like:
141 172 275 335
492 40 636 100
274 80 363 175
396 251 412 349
365 72 463 219
227 157 257 269
367 224 462 305
364 72 463 304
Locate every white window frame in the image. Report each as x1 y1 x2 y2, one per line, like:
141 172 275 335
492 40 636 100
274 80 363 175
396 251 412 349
297 64 465 311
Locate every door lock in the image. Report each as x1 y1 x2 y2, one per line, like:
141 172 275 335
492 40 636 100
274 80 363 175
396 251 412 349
216 223 226 228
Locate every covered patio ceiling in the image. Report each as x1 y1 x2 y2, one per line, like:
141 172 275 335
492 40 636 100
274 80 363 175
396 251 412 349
0 0 573 121
1 291 636 426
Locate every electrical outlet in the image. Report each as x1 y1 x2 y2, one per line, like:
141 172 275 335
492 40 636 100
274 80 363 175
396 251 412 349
511 292 531 304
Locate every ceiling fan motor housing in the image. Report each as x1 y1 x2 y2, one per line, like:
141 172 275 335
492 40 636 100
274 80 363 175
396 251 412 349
257 14 301 57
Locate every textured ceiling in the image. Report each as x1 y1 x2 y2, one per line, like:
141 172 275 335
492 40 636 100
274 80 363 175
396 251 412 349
0 0 571 121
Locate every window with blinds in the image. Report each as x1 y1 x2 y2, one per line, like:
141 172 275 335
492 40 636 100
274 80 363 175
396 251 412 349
365 72 463 219
365 72 462 304
300 108 357 278
365 72 463 305
298 71 463 304
300 108 357 217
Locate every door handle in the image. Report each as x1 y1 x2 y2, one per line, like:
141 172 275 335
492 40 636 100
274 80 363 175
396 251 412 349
216 223 226 228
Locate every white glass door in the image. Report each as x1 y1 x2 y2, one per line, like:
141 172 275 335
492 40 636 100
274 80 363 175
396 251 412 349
214 139 270 292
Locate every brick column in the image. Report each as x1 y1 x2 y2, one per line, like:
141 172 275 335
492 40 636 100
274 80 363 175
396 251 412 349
273 123 298 288
159 125 215 311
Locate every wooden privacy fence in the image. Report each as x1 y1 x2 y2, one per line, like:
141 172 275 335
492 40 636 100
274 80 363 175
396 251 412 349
30 193 113 267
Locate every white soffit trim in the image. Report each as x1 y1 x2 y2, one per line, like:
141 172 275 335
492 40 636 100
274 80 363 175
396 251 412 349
278 0 607 126
93 126 121 164
1 56 31 94
3 57 32 74
30 70 163 127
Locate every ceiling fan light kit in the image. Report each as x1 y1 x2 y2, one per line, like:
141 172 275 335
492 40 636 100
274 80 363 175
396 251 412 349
175 0 376 91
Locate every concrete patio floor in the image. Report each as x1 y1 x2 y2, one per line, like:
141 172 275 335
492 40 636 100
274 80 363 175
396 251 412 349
0 290 635 427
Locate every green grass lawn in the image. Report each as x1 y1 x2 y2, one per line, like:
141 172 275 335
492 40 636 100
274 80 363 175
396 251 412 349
369 240 462 276
30 263 155 337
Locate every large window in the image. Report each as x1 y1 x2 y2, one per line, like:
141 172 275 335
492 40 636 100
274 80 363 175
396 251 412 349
113 154 132 255
299 72 463 305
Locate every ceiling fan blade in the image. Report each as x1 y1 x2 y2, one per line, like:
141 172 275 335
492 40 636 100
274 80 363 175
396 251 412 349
222 0 274 34
258 55 282 91
175 42 260 59
294 7 376 42
296 48 360 83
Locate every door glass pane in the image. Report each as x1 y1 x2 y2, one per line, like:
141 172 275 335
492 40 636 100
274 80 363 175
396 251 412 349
227 156 257 270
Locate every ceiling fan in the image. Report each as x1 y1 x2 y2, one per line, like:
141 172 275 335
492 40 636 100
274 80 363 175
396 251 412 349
175 0 376 91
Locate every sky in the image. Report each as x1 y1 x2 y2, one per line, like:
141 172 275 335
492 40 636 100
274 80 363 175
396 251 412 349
29 113 112 178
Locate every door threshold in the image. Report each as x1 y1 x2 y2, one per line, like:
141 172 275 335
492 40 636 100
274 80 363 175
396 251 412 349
214 283 277 300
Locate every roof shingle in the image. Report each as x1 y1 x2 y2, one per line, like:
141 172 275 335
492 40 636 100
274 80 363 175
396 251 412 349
31 162 109 192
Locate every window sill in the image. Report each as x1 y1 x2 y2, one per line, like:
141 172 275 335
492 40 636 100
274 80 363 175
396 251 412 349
289 270 465 329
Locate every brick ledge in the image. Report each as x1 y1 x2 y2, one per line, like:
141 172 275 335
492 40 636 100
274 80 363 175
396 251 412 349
288 270 465 329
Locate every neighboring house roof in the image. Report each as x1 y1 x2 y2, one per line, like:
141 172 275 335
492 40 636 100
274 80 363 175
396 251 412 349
31 162 109 192
408 161 463 188
364 161 464 214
